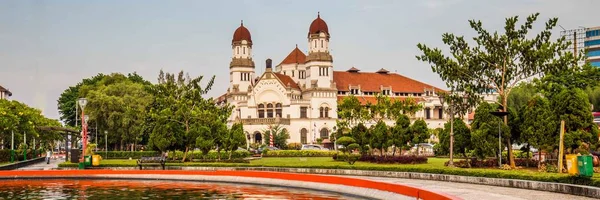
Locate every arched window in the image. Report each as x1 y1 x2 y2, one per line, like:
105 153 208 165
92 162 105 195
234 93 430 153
267 103 274 118
320 128 329 139
319 106 329 118
258 104 265 118
300 128 308 144
275 103 282 118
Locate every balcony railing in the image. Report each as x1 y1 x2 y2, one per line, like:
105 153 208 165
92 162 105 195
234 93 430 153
240 118 291 125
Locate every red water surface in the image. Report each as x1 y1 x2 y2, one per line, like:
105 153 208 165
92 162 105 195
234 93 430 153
0 170 461 200
0 179 349 200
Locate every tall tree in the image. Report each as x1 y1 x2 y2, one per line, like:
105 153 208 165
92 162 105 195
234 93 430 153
521 96 557 168
470 102 505 160
410 119 430 156
438 119 471 158
370 121 389 156
224 123 246 160
417 13 576 168
390 115 411 156
552 88 598 152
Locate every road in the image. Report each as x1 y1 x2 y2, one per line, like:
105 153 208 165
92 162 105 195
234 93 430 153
14 157 63 170
357 176 596 200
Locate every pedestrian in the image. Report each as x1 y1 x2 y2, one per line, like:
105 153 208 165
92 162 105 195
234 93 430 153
46 150 52 164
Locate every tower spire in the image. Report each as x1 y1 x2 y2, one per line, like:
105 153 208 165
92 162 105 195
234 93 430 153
317 12 320 18
241 20 243 26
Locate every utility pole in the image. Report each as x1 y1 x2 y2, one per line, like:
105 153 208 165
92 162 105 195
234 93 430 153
558 120 565 173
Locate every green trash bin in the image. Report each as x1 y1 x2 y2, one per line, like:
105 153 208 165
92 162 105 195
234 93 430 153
84 155 92 167
78 162 85 169
577 155 594 177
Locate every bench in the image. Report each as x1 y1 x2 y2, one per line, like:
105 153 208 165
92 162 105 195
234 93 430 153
137 156 166 170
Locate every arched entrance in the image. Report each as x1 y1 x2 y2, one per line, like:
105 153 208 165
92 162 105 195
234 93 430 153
254 132 262 144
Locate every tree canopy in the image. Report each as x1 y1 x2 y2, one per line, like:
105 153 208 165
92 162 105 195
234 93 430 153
417 13 576 168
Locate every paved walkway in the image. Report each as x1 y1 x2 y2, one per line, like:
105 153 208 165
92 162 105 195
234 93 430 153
357 176 596 200
14 157 63 170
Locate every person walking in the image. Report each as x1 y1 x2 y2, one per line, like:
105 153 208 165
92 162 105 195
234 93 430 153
46 150 52 164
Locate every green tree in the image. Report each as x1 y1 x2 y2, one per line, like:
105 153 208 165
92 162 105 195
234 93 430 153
336 95 370 135
351 123 370 155
410 119 430 156
390 115 411 156
370 121 389 156
521 95 557 168
417 13 576 168
224 123 246 160
439 119 471 158
552 88 598 152
470 102 505 160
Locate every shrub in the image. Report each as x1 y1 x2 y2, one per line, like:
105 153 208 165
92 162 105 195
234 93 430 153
335 154 428 164
96 150 250 160
447 158 539 168
263 150 337 157
287 143 302 150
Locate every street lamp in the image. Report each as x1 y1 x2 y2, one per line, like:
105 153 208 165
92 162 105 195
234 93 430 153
104 130 108 158
78 98 88 163
333 126 337 151
490 107 508 168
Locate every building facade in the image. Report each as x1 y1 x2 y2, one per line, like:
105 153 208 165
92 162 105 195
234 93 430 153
585 27 600 67
0 85 11 100
218 14 459 145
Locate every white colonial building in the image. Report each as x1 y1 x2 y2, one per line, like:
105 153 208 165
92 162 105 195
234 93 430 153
0 85 11 100
217 14 468 146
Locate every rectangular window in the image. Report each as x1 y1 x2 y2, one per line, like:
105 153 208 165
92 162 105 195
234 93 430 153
319 67 328 76
258 110 264 118
292 71 295 77
585 40 600 46
350 89 359 95
299 70 306 79
284 71 286 75
300 107 307 118
587 50 600 57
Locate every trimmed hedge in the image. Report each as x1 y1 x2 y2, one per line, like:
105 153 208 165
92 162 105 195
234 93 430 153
448 158 539 168
0 149 39 162
263 150 337 157
95 150 251 160
95 151 160 159
334 154 428 164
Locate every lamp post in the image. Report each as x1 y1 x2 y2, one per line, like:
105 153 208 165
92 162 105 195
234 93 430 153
10 130 14 163
104 130 108 158
78 98 88 163
439 93 469 167
490 109 508 168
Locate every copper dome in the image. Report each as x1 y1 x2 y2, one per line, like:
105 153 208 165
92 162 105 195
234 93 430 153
232 21 252 44
308 13 329 36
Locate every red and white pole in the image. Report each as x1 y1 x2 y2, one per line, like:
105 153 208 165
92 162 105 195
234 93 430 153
269 133 274 147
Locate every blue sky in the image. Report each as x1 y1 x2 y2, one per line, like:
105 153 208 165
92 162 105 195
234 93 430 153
1 0 599 120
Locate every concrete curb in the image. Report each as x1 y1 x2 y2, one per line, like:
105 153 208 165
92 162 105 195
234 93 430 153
59 166 600 198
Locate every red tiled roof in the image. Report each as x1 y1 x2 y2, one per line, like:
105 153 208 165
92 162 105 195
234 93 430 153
309 13 329 36
333 71 445 93
279 46 306 65
232 22 252 43
274 73 300 90
337 96 424 105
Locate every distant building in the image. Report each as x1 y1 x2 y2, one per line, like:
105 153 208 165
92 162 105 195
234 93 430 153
585 27 600 67
216 13 459 146
0 85 11 100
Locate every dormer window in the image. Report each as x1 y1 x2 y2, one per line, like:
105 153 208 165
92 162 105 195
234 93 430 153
350 88 360 95
382 89 391 96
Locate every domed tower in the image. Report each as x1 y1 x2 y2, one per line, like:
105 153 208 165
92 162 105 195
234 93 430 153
230 20 255 93
305 12 333 89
